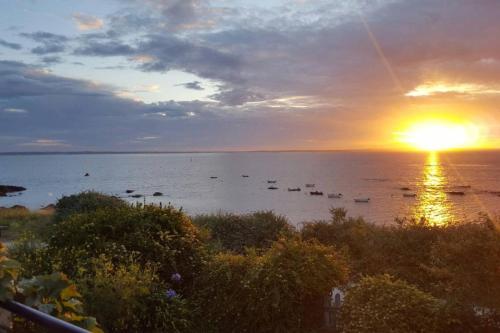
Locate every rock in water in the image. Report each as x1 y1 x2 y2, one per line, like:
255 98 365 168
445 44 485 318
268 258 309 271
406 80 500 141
153 192 163 196
0 185 27 197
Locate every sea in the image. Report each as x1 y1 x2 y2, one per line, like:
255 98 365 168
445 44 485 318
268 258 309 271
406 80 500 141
1 151 499 226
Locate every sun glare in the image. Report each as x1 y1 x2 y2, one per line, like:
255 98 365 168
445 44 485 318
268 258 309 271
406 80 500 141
398 121 481 151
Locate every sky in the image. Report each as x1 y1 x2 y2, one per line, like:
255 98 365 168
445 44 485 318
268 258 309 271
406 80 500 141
0 0 499 152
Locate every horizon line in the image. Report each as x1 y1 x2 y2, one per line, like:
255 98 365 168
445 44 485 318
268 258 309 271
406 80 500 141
0 147 498 155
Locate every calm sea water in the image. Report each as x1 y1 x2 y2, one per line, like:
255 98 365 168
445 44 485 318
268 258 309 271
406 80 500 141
1 151 499 225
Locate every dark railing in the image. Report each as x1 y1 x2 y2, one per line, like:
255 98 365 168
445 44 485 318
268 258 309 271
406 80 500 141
0 300 90 333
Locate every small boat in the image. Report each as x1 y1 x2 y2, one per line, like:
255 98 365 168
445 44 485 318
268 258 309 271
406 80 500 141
403 193 417 198
267 180 277 184
454 185 471 189
327 193 343 198
399 187 411 191
310 191 323 196
305 184 315 188
446 191 465 196
354 198 370 203
288 187 301 192
242 175 249 178
130 194 143 198
268 186 279 190
210 176 218 179
153 192 163 197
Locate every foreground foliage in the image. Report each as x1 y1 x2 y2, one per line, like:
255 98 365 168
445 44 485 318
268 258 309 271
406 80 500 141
339 275 444 333
0 243 101 332
302 208 500 331
193 211 295 253
194 238 348 332
5 192 500 332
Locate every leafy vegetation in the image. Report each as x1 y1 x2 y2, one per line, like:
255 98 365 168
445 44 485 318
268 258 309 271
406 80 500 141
0 242 101 332
193 211 295 253
302 208 500 331
194 238 348 332
339 275 444 333
2 193 500 332
54 191 127 222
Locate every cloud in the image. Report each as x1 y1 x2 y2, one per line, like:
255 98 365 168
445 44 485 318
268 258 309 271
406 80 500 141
405 82 500 97
72 13 104 31
3 108 28 114
20 31 69 54
177 81 204 90
3 0 500 150
0 38 22 50
40 56 63 64
0 60 226 151
20 139 70 147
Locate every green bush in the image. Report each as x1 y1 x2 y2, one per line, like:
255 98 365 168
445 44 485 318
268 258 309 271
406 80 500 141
46 204 204 292
302 209 500 331
194 238 348 333
78 255 191 333
54 191 127 222
193 211 295 253
339 275 444 333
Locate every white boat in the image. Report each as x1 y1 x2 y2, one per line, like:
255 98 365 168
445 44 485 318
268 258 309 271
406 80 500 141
305 184 315 188
354 198 370 203
327 193 343 198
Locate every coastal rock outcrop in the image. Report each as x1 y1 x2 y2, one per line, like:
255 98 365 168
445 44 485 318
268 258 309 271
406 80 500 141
0 185 27 197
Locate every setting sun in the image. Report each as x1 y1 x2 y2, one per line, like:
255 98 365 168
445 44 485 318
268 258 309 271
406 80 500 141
398 121 482 151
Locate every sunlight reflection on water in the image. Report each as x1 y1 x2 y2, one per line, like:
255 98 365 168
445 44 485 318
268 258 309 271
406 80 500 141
413 152 454 226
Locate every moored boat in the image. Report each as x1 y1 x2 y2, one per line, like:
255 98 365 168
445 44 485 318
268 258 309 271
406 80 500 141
354 198 370 203
446 191 465 196
288 187 301 192
310 191 323 196
327 193 342 198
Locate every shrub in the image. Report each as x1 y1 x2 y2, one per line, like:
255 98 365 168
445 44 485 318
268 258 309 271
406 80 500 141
193 211 295 253
46 204 204 292
302 208 500 330
9 231 53 277
54 191 127 222
78 255 191 333
194 238 348 333
339 275 444 333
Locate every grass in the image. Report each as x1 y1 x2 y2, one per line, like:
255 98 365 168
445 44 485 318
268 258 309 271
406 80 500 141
0 208 54 242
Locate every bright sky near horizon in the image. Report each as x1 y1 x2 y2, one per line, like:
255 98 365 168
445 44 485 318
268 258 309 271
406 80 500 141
0 0 499 152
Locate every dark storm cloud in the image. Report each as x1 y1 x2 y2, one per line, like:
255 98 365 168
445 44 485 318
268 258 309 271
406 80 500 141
20 31 69 55
0 38 22 50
